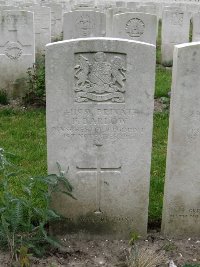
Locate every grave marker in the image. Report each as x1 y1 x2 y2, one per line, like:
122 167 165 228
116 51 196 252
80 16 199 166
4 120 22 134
63 10 106 39
161 10 190 66
162 42 200 237
112 12 157 45
46 38 155 239
0 10 35 97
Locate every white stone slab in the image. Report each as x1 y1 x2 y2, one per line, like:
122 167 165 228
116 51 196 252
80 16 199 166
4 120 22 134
63 10 106 39
162 42 200 237
45 3 62 41
0 10 35 97
112 12 157 45
46 37 155 239
161 10 191 66
25 6 51 54
192 13 200 41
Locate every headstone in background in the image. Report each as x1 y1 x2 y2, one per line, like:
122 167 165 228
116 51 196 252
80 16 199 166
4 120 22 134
162 42 200 237
45 3 62 41
0 10 35 97
112 12 157 45
161 10 190 66
192 13 200 42
126 2 139 10
63 10 106 39
112 7 129 15
116 1 126 8
46 38 156 239
0 5 19 10
25 6 51 54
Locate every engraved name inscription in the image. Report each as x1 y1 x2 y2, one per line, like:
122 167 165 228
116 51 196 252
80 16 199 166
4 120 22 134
74 52 126 103
169 208 200 220
65 215 136 224
125 18 145 37
51 108 147 141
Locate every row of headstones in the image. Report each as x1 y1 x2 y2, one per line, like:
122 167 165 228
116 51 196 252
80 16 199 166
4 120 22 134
1 0 200 97
46 37 200 239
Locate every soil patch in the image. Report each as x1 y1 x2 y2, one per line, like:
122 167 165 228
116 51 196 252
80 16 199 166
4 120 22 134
0 233 199 267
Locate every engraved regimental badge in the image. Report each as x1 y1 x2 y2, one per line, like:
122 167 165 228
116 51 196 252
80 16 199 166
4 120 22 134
125 18 145 38
74 52 126 103
5 42 23 60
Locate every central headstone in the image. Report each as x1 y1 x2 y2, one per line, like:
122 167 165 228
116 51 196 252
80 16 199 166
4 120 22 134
46 38 155 239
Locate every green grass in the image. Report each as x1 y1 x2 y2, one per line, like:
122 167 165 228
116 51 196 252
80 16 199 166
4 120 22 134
155 66 172 98
149 112 169 223
0 109 47 176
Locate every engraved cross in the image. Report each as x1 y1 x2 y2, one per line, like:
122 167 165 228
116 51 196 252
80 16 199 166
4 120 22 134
76 144 121 214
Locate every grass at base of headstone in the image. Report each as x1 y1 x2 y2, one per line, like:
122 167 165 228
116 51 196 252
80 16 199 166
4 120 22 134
149 112 169 225
0 108 46 176
155 65 172 98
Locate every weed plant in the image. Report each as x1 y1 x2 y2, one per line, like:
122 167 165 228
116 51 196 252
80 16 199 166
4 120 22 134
0 89 9 105
0 148 75 266
127 245 167 267
23 55 45 107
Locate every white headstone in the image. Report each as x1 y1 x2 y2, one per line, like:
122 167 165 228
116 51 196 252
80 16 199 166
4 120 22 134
161 10 191 66
0 5 19 10
63 10 106 39
126 2 139 10
192 13 200 42
25 6 51 54
112 12 157 45
0 10 35 97
162 42 200 237
46 38 156 239
45 3 62 41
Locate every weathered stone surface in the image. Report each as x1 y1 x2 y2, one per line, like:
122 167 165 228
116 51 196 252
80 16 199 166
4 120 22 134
112 12 157 45
63 10 106 39
162 42 200 237
0 10 35 97
25 5 51 53
192 13 200 42
46 38 155 239
161 10 190 66
45 3 62 41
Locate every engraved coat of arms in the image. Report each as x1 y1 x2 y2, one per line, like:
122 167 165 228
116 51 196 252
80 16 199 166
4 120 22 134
74 52 126 103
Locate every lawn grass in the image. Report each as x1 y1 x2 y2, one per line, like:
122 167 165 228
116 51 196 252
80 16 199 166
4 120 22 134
0 108 47 176
149 112 169 223
155 66 172 98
